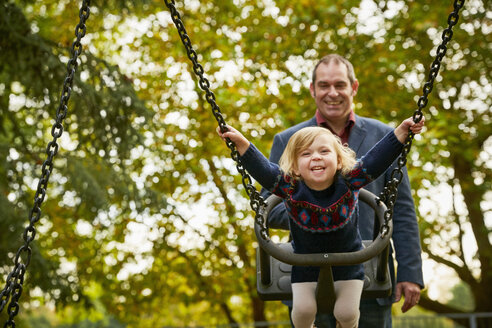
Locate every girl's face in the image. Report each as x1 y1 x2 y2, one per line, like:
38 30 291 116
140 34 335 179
294 134 341 191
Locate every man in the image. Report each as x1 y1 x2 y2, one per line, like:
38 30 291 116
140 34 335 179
265 54 424 327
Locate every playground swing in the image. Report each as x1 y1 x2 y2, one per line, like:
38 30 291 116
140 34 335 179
0 0 464 325
163 0 465 315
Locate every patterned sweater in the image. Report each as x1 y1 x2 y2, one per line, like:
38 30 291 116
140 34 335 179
240 131 404 282
241 131 403 233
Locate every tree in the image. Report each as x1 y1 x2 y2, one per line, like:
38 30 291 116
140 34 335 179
1 0 490 326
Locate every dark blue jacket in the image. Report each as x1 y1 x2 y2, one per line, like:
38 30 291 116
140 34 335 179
265 115 424 305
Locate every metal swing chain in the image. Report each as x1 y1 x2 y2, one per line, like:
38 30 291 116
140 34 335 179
163 0 269 239
163 0 465 240
0 1 91 326
378 0 465 237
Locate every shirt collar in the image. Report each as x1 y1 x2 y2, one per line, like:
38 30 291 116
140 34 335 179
315 109 356 138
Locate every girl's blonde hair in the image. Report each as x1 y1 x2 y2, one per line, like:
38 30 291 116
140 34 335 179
279 127 357 178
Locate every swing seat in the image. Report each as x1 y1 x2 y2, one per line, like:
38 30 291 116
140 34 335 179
256 240 392 301
255 189 393 305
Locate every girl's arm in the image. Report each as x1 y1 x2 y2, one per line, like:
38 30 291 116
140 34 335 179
347 116 426 186
217 125 291 196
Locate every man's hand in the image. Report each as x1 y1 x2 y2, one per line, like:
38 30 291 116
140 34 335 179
394 281 421 313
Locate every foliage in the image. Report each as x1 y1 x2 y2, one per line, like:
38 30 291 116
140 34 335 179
447 282 475 312
1 0 490 326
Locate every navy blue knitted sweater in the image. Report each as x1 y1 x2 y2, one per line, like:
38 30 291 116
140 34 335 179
240 131 403 282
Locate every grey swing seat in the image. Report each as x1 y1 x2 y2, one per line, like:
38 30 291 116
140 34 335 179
255 188 393 313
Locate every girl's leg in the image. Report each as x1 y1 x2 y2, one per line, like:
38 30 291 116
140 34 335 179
333 280 364 328
291 282 318 328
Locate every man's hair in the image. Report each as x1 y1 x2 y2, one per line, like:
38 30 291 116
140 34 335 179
311 54 357 86
279 126 357 179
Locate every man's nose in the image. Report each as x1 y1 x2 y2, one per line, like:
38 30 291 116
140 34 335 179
328 86 338 97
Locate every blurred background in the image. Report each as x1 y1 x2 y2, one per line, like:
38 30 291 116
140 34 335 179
1 0 490 327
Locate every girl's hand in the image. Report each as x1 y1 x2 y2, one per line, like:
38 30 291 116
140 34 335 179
394 116 425 143
216 125 251 155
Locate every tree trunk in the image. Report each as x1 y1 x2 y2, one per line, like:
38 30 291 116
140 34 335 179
252 295 267 324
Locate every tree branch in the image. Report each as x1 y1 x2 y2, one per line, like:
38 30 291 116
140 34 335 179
425 250 477 287
451 180 467 266
419 293 464 314
166 203 240 267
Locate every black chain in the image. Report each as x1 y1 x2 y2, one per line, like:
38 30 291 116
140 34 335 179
0 2 91 326
164 0 465 239
163 0 269 239
0 0 463 323
378 0 465 237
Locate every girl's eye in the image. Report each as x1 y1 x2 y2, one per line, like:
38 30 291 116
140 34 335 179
301 151 311 156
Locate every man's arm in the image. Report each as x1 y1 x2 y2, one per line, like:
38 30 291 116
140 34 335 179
262 133 290 230
263 198 290 230
390 165 424 312
354 116 424 311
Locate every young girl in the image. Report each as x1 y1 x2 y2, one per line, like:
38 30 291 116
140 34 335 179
218 117 424 328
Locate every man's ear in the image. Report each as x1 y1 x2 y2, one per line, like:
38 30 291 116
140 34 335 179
310 83 316 98
352 80 359 96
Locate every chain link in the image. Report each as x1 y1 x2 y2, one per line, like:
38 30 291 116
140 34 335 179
164 0 269 239
0 1 91 326
378 0 465 237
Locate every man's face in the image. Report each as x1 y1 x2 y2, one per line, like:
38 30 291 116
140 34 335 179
310 61 359 123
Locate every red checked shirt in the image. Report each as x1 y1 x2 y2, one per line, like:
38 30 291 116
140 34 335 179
315 109 356 145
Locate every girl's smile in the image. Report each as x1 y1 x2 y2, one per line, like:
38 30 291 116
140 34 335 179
294 134 341 191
